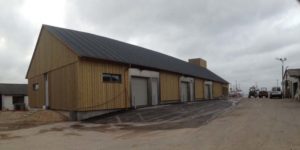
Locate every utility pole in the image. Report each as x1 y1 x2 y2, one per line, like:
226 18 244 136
276 57 287 98
235 80 238 91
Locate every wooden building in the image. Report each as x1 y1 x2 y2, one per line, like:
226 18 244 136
283 69 300 99
26 25 228 120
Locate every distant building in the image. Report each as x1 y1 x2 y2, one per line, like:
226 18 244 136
283 69 300 99
0 84 28 111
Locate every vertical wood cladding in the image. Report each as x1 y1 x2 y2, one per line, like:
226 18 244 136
26 27 229 112
48 63 77 110
195 79 204 100
27 28 78 109
213 82 223 98
76 60 129 111
160 72 180 102
28 75 45 108
27 29 78 79
222 84 229 96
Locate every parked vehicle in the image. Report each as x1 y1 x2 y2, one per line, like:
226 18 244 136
259 87 269 98
248 86 258 98
270 87 282 99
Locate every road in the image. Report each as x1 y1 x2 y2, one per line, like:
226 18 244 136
1 98 300 150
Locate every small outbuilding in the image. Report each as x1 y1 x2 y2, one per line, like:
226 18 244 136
283 69 300 99
26 25 229 120
0 83 28 111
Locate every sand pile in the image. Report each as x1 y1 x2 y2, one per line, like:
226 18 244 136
25 110 68 123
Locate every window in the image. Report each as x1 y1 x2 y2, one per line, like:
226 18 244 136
33 83 39 91
102 73 121 83
103 74 111 82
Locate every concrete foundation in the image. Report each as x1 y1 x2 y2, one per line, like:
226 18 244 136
71 109 123 121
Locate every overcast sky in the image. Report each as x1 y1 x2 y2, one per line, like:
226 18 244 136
0 0 300 93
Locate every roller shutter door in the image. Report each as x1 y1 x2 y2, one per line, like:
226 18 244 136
131 77 148 107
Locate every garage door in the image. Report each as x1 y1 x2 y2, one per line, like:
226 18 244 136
131 77 148 107
181 82 189 102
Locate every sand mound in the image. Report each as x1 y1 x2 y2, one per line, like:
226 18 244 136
25 110 68 123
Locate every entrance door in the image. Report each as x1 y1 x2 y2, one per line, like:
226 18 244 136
13 96 25 110
131 77 148 107
204 84 212 99
0 95 2 110
181 82 189 102
151 79 159 105
293 82 298 97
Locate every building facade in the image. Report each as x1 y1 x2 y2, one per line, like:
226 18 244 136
26 25 229 119
283 69 300 99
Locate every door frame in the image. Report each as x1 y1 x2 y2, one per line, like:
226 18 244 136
180 81 190 102
150 78 159 105
204 81 213 99
44 73 49 109
179 76 194 102
128 68 160 107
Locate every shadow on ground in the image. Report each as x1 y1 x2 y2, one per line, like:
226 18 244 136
81 100 233 131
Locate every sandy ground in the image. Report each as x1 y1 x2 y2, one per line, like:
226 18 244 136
1 98 300 150
0 110 68 131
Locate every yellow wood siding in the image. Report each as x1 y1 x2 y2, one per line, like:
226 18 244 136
195 79 204 100
27 29 78 79
222 84 229 96
76 60 129 111
213 82 223 98
28 75 45 108
49 63 77 110
27 28 79 109
160 72 180 102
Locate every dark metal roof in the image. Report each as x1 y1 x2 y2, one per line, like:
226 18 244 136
287 69 300 77
0 84 27 95
44 25 228 83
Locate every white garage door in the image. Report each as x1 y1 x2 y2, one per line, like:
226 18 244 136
181 82 189 102
204 84 212 99
131 77 148 107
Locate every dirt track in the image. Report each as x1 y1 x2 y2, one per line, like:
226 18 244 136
1 98 300 150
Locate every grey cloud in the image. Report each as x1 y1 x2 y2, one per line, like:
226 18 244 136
0 0 36 83
0 0 300 94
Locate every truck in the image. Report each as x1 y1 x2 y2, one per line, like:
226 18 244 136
248 86 258 98
258 87 269 98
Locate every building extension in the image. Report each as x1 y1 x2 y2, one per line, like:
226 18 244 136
26 25 229 120
0 83 28 111
283 69 300 99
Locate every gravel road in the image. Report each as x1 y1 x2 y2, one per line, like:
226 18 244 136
1 98 300 150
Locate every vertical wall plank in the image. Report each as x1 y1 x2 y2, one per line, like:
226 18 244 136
195 79 204 100
160 72 180 102
27 29 78 108
77 60 128 111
